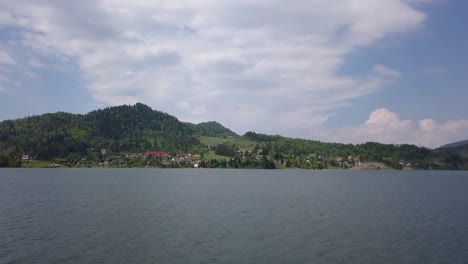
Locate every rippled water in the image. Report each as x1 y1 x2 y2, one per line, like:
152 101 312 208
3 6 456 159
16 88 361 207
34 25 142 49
0 169 467 264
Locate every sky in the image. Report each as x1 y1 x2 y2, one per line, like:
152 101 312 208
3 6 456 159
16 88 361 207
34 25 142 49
0 0 467 148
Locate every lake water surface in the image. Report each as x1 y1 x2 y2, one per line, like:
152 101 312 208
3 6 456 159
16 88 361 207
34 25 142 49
1 169 467 264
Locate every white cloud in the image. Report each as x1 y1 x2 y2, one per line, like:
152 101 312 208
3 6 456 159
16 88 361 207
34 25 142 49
419 118 437 131
25 70 39 79
0 0 427 134
0 50 15 65
326 108 414 145
373 64 402 78
365 108 411 128
324 109 468 148
28 57 47 68
176 100 191 111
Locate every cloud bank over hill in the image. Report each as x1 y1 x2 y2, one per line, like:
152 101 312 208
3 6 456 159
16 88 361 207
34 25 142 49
323 109 468 148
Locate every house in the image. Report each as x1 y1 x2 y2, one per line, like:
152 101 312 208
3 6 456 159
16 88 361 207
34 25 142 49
22 155 31 160
145 151 168 157
101 148 112 155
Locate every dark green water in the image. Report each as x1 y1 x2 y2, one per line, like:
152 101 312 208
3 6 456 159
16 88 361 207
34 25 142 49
0 169 467 264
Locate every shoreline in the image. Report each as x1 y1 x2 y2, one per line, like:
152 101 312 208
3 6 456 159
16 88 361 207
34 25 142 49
351 162 393 170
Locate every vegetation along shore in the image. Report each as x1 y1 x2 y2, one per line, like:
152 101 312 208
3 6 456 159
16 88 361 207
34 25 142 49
1 103 467 170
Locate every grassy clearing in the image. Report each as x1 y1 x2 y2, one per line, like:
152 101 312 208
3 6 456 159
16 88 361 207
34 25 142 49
232 137 258 149
200 136 259 150
202 150 230 160
200 136 230 145
274 161 287 169
21 160 69 168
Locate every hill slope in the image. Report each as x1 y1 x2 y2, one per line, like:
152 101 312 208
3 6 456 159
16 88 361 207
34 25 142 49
0 103 467 170
195 121 238 137
439 139 468 149
0 103 200 159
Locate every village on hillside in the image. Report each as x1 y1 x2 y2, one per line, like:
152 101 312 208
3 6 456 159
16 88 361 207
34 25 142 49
17 144 427 170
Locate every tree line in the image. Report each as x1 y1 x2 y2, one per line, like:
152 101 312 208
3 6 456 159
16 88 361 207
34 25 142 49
0 104 467 169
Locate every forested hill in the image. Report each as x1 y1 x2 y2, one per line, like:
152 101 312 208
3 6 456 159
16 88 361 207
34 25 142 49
439 139 468 149
194 121 238 137
0 103 225 159
0 103 467 169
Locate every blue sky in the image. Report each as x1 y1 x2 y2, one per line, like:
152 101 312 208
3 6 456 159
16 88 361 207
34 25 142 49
0 0 467 148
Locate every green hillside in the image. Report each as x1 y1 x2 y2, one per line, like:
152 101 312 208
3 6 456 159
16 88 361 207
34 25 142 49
195 121 238 137
0 103 199 160
0 103 467 170
439 139 468 149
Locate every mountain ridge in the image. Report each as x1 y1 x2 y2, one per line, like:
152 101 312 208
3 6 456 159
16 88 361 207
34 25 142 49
439 139 468 149
0 103 467 170
194 121 238 138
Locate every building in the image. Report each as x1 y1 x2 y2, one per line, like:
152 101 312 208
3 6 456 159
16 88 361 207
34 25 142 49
145 151 168 157
101 148 112 155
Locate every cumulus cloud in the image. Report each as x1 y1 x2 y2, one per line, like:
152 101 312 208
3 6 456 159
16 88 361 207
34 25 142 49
365 108 410 128
0 0 427 135
0 50 15 65
419 118 438 131
414 119 468 147
324 108 468 148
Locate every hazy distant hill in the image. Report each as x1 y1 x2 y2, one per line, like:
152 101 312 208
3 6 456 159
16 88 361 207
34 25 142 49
439 139 468 149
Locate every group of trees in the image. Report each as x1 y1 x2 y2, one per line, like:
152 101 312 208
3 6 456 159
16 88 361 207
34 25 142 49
213 143 237 157
244 132 467 170
0 103 201 161
194 121 238 138
0 155 21 168
0 103 467 169
198 155 275 169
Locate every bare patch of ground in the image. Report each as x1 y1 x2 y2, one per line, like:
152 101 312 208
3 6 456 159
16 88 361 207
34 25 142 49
352 162 393 170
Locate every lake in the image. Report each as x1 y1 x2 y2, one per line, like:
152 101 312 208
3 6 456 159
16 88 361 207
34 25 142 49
0 169 467 264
